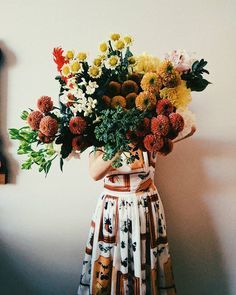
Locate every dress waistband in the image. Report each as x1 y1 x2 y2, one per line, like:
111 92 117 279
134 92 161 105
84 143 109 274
103 175 157 195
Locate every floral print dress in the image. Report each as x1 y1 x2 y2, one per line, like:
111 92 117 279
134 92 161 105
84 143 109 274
77 148 177 295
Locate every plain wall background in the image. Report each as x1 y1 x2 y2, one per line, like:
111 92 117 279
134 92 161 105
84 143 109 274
1 0 236 294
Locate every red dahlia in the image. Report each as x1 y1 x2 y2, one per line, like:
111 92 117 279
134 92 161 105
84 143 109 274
136 117 151 137
158 138 173 156
38 131 55 143
37 96 53 113
143 133 164 152
27 111 44 130
39 116 58 136
151 115 170 136
169 113 184 132
156 98 174 116
69 116 87 135
72 135 84 151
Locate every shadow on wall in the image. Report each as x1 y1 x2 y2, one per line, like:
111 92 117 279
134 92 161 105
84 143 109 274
0 239 40 295
155 138 235 295
0 41 19 184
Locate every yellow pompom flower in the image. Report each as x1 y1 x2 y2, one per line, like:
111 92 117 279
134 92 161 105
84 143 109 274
133 53 160 74
61 64 71 77
93 57 102 67
111 95 126 108
160 80 192 109
124 36 132 45
115 40 125 50
141 72 162 93
77 52 87 61
66 50 74 60
88 65 102 78
110 33 120 41
99 42 108 52
70 61 81 73
135 91 157 111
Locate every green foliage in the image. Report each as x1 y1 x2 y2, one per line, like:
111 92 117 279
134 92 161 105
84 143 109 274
181 59 211 91
8 126 57 176
94 106 146 168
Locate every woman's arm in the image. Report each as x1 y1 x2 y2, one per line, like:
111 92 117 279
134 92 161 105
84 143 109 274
89 147 122 181
172 124 197 144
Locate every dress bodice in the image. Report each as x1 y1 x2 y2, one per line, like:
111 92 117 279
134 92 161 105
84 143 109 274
103 149 157 194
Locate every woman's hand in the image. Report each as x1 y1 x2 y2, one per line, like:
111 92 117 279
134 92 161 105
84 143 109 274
172 124 197 144
89 147 123 181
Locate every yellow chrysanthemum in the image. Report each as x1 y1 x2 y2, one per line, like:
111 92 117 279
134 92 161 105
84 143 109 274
66 50 74 60
124 36 132 45
133 53 160 74
111 95 126 108
99 42 108 52
110 33 120 41
115 40 125 50
158 60 181 88
70 61 81 73
105 55 120 69
61 64 71 77
77 52 87 61
159 80 192 109
135 91 157 111
88 66 102 78
141 72 162 93
93 57 102 67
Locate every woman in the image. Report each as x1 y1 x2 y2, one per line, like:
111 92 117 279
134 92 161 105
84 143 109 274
77 125 196 295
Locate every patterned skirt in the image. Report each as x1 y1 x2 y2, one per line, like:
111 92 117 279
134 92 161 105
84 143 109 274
77 174 177 295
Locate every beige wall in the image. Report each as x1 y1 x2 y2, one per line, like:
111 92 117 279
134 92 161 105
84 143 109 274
0 0 236 294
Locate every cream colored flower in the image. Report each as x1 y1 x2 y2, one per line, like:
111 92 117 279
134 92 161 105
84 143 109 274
133 52 160 74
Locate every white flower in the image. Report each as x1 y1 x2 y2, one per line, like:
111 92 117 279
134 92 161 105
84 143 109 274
87 97 97 109
105 55 120 70
92 115 101 123
165 49 197 72
70 87 85 100
86 81 99 95
51 109 62 118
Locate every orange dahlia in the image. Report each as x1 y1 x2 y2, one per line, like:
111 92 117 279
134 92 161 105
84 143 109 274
69 116 87 135
111 96 126 108
151 115 170 136
39 116 58 136
135 91 157 111
121 80 139 96
37 96 53 113
27 111 44 130
158 60 181 88
141 72 162 93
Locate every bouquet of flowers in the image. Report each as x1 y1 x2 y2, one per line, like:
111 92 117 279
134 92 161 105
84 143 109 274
9 33 211 175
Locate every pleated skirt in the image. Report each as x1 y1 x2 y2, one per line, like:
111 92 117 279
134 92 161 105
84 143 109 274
77 177 177 295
